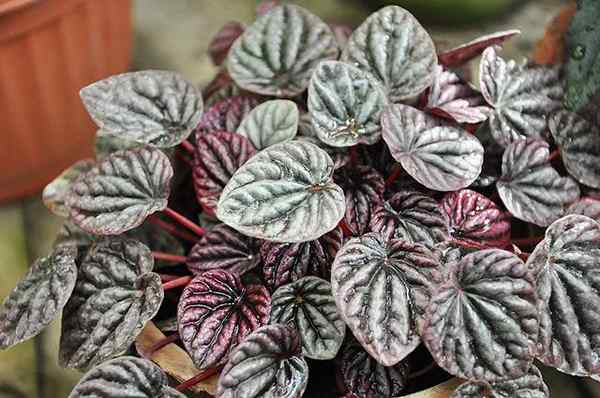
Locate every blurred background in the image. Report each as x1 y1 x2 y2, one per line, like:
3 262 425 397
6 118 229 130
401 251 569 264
0 0 592 396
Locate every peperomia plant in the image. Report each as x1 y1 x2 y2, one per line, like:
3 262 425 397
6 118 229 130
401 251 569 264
3 2 600 397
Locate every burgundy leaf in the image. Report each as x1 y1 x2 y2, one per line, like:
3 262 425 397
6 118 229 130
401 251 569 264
440 189 510 249
195 96 259 135
177 270 270 370
261 226 343 290
192 131 256 215
451 365 548 398
421 249 538 382
438 30 520 68
567 197 600 221
186 224 261 276
209 22 245 66
334 166 385 236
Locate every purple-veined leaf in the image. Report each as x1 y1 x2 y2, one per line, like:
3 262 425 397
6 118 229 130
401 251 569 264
426 65 490 124
196 95 260 135
177 270 270 370
334 166 384 236
66 146 173 235
381 104 484 191
567 197 600 221
421 248 538 382
479 47 563 146
331 233 441 366
192 131 256 215
307 61 387 147
269 276 345 359
370 190 449 246
237 99 299 149
440 189 510 249
68 356 184 398
209 21 245 66
497 138 580 227
80 70 203 148
186 224 261 276
43 159 95 217
59 238 163 369
95 129 141 160
549 109 600 188
261 226 342 290
227 4 339 97
341 6 437 102
438 30 520 68
451 365 548 398
526 215 600 376
0 246 77 349
216 324 308 398
216 140 345 242
336 339 409 398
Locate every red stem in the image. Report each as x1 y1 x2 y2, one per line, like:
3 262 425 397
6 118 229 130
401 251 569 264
349 146 358 165
180 140 195 155
548 149 561 162
163 276 193 291
385 164 403 187
147 333 180 356
338 219 353 237
176 151 194 168
512 236 543 246
152 251 187 263
175 367 221 392
148 216 198 243
160 274 182 282
163 208 206 237
517 252 530 261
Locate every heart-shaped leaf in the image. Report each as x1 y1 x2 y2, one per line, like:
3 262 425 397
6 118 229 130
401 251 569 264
196 96 260 135
381 104 484 191
549 109 600 188
440 189 510 249
60 238 163 369
68 356 184 398
451 365 548 398
479 47 563 146
209 21 245 66
567 197 600 221
186 224 261 276
332 233 441 366
269 276 345 359
261 226 343 290
177 270 270 369
336 339 409 398
526 215 600 376
370 190 449 246
216 140 345 242
497 138 580 226
43 159 95 217
307 61 387 147
227 4 339 97
341 5 437 102
94 129 141 160
0 246 77 349
216 324 308 398
237 99 299 149
66 146 173 235
80 70 203 148
334 166 384 236
438 30 520 68
193 131 256 215
421 248 538 382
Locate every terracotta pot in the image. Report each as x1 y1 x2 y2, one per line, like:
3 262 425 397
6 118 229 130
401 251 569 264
0 0 131 202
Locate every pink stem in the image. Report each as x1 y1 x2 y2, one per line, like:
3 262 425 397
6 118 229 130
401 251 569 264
176 152 194 168
152 252 187 263
147 333 180 356
512 236 543 246
548 148 561 162
163 276 193 291
385 164 403 187
180 140 195 154
175 367 220 392
163 208 206 237
148 216 198 243
159 274 182 283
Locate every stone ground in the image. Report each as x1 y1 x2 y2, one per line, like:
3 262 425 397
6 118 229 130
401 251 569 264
1 0 598 397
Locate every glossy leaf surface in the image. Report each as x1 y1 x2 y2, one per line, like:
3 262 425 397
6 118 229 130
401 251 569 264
43 159 95 217
237 99 299 149
451 365 549 398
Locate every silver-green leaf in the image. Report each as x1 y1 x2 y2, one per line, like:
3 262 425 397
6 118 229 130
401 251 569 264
237 99 299 150
43 159 95 217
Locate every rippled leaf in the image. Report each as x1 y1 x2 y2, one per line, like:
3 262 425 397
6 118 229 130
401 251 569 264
94 129 141 160
567 196 600 221
438 30 520 67
382 104 484 191
227 4 339 97
60 238 163 369
332 233 441 365
451 365 548 398
217 140 345 242
80 70 203 148
261 226 343 290
237 99 299 149
269 276 344 359
441 189 510 249
68 356 184 398
178 270 270 369
43 159 95 218
0 246 77 349
549 109 600 188
193 131 256 215
196 95 260 134
370 190 448 246
421 249 538 382
217 324 308 398
187 224 261 276
308 61 387 147
479 47 563 146
341 6 437 102
209 21 245 66
66 146 173 235
497 138 580 226
54 222 97 260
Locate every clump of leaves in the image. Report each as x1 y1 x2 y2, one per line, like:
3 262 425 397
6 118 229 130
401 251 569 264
2 2 600 397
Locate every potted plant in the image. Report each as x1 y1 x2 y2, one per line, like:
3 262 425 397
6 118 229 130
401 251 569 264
1 2 599 397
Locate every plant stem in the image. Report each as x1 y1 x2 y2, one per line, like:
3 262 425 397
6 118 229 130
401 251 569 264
148 216 198 243
349 146 358 165
181 140 195 155
163 276 193 291
163 208 206 237
175 367 220 392
512 236 543 246
385 164 403 187
548 148 561 162
159 274 182 282
338 219 353 237
176 151 194 168
517 252 530 261
148 333 180 356
408 362 437 380
152 251 187 263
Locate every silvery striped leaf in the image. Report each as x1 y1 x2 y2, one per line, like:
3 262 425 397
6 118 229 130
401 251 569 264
567 197 600 221
43 159 95 217
451 365 548 398
237 99 299 149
